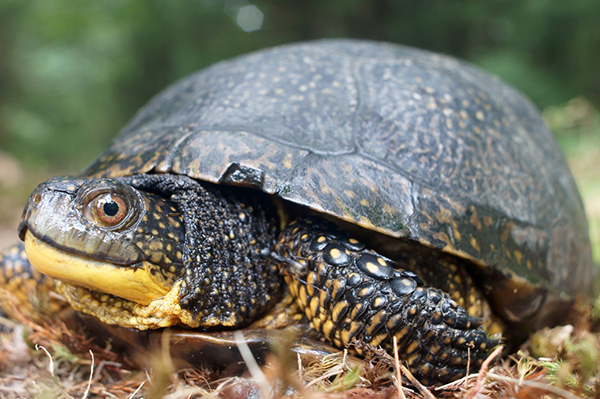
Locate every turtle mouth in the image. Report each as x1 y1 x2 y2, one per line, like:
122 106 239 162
24 231 169 305
22 231 202 330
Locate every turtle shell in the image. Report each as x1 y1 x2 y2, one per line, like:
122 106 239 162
84 39 596 326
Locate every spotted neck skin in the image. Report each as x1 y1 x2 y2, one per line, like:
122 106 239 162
119 174 282 328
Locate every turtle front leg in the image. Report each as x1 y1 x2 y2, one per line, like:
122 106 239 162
274 218 500 386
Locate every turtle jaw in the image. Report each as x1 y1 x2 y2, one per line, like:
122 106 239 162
23 230 202 329
24 231 169 305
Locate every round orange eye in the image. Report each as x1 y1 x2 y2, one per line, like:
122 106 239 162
91 193 128 227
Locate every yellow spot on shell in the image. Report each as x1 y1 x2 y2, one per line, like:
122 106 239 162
514 250 523 265
454 230 461 241
501 222 515 242
359 199 369 207
283 155 293 169
433 232 452 248
382 203 394 214
470 237 480 251
470 207 482 231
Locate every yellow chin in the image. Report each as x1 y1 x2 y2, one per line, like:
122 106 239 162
24 231 168 306
54 279 198 330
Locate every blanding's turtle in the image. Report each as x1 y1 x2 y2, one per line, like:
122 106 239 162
9 40 597 385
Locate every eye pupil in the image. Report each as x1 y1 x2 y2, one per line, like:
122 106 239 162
103 201 119 217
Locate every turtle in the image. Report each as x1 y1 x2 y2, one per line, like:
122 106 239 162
9 39 597 386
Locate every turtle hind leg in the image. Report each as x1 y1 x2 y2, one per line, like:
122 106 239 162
274 218 501 386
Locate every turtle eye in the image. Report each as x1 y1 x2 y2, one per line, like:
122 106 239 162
85 193 130 228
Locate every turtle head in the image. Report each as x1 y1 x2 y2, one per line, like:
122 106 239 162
18 176 192 329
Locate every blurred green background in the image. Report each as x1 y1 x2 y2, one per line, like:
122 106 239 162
0 0 599 261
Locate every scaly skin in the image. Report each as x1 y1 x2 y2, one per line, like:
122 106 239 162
275 218 500 385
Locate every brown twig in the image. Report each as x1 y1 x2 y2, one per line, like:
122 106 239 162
467 345 504 399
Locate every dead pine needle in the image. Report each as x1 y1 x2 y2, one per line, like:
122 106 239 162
127 381 145 399
297 352 303 382
465 345 471 391
360 340 435 399
467 345 504 399
400 364 435 399
82 350 95 399
35 344 55 377
234 331 271 396
393 336 406 399
35 344 73 399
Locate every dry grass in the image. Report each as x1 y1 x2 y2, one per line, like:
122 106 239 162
2 281 599 399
